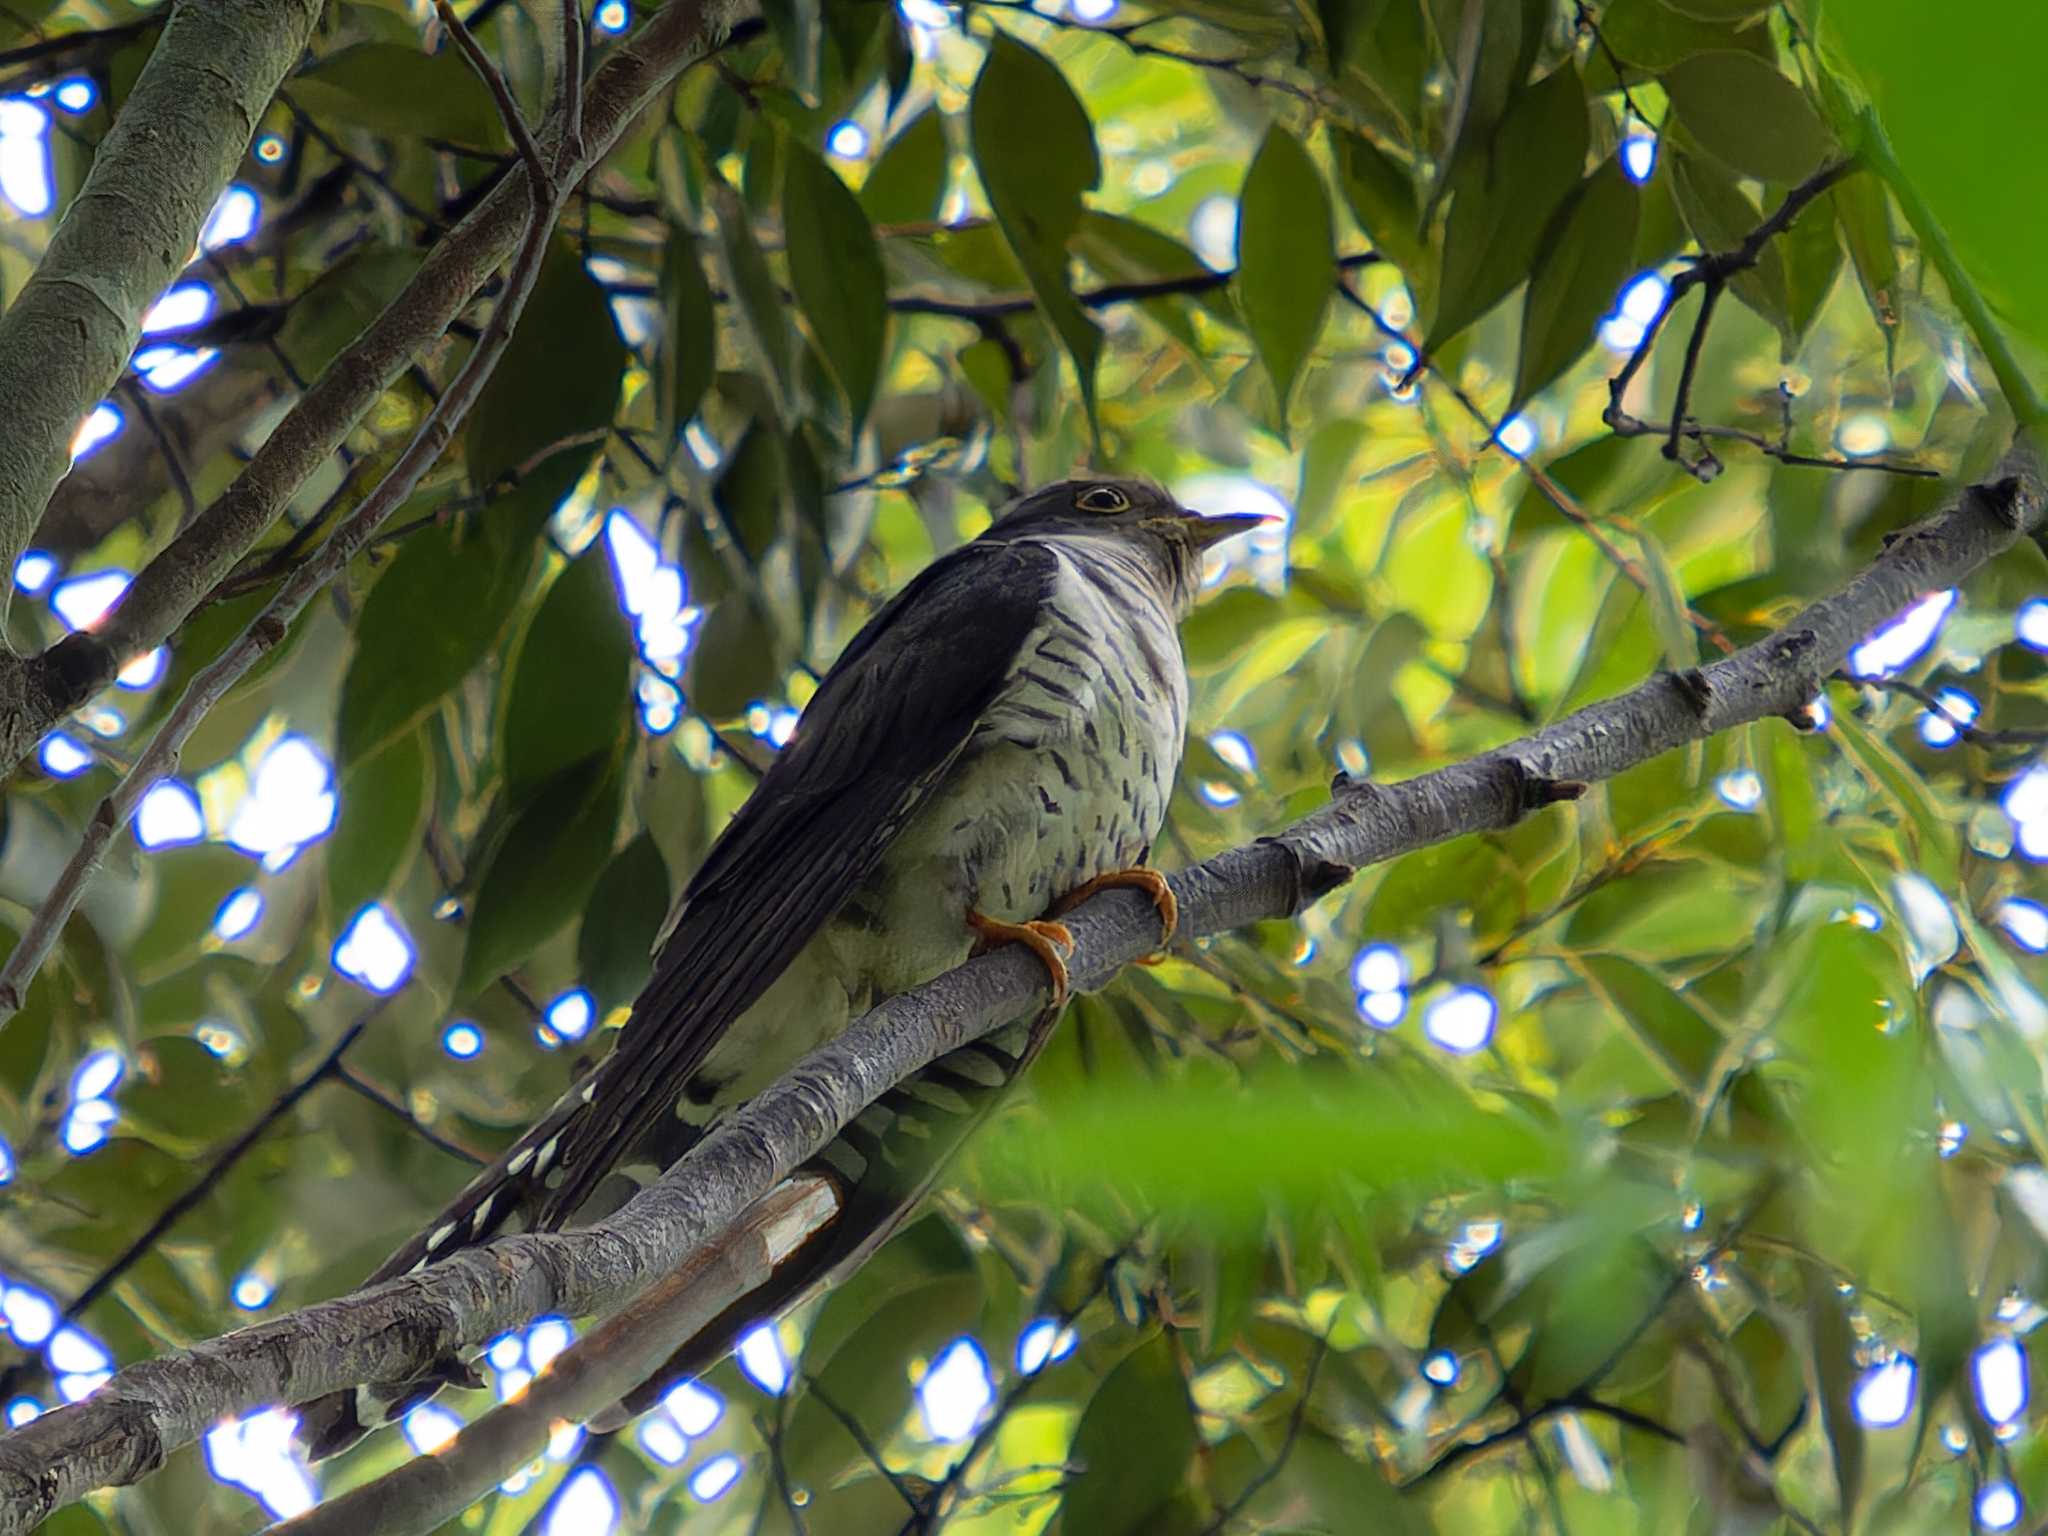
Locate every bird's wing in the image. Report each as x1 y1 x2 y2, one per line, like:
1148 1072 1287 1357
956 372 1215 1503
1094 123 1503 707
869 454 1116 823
530 535 1063 1223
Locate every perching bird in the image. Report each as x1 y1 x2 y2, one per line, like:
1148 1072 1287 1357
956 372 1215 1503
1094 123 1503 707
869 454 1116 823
299 476 1264 1456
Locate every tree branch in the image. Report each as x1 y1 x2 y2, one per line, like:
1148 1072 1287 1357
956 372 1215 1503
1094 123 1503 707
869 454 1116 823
0 0 322 615
0 437 2035 1532
0 0 760 777
272 1177 839 1536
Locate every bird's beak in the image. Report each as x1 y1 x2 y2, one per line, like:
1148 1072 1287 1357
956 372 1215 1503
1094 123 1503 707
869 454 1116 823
1181 509 1279 548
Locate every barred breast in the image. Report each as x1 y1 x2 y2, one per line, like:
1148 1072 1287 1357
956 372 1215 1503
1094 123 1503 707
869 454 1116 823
821 532 1189 1000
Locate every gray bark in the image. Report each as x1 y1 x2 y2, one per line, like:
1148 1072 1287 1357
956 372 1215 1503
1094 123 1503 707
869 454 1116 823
0 440 2034 1533
0 0 323 616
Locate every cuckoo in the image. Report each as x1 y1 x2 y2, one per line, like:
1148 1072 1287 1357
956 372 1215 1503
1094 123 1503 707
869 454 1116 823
300 476 1264 1456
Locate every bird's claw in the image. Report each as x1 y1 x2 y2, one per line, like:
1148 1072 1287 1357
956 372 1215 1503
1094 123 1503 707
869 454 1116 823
1053 867 1178 955
967 912 1076 1005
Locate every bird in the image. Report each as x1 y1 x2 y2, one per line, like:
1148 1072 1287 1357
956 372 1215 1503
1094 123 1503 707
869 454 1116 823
298 475 1265 1457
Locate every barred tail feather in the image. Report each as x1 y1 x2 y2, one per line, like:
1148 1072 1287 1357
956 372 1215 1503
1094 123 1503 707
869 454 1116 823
295 1060 606 1461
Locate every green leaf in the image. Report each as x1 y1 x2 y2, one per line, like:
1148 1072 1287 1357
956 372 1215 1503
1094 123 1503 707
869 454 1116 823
1061 1331 1198 1536
499 551 635 798
1514 158 1640 406
577 834 672 1013
1831 173 1900 344
1826 704 1962 887
289 43 508 151
122 1036 253 1145
788 1272 981 1488
970 34 1104 443
1669 151 1791 333
459 755 624 996
1598 0 1775 68
1332 129 1427 287
1636 530 1699 673
1780 190 1845 348
276 244 424 380
758 0 821 103
1425 63 1590 353
657 230 716 445
1662 0 1774 18
1575 953 1722 1092
1235 126 1335 430
336 519 537 769
1661 51 1833 184
326 725 432 920
860 106 948 226
686 598 779 720
1807 1270 1866 1527
465 237 627 492
783 138 889 431
709 169 797 419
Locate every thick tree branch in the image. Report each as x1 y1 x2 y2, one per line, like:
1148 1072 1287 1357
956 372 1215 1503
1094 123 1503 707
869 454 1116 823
0 0 322 622
0 0 758 776
0 437 2036 1531
274 1177 839 1536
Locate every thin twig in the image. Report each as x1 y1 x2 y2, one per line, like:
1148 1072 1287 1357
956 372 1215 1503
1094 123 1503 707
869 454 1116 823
117 381 197 526
331 1067 486 1167
433 0 547 189
1847 672 2048 748
1200 1327 1332 1534
1338 281 1737 656
1605 159 1858 478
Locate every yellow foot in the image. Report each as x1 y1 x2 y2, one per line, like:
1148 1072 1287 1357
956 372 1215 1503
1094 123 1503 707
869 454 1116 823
1052 867 1178 952
967 911 1076 1006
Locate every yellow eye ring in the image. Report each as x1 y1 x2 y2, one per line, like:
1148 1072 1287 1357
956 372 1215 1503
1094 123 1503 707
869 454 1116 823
1074 485 1131 513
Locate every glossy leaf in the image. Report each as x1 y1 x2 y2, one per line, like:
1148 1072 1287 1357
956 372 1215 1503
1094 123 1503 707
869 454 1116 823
970 33 1104 441
1514 158 1639 405
1333 128 1427 287
465 238 626 493
1235 126 1335 429
860 106 948 226
709 169 797 417
1832 173 1900 343
290 43 507 150
335 518 536 769
1669 151 1791 333
783 138 889 430
1661 50 1834 185
657 230 716 445
458 756 624 996
1426 63 1590 352
1598 0 1774 68
577 834 672 1013
326 725 431 920
1061 1331 1198 1536
499 551 634 797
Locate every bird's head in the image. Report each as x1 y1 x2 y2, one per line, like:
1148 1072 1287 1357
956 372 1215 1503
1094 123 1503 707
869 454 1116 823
981 476 1272 613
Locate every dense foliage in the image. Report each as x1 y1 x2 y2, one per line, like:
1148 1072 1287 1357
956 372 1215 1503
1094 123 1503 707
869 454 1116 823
0 0 2045 1530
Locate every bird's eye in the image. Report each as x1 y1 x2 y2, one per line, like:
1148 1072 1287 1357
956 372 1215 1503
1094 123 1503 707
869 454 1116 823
1074 485 1131 514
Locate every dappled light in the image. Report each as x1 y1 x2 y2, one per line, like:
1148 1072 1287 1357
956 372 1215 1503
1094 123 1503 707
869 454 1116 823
0 0 2044 1532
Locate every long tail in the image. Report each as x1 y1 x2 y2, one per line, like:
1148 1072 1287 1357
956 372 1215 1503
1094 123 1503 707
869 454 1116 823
299 1007 1058 1459
295 1058 608 1460
591 1007 1057 1428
